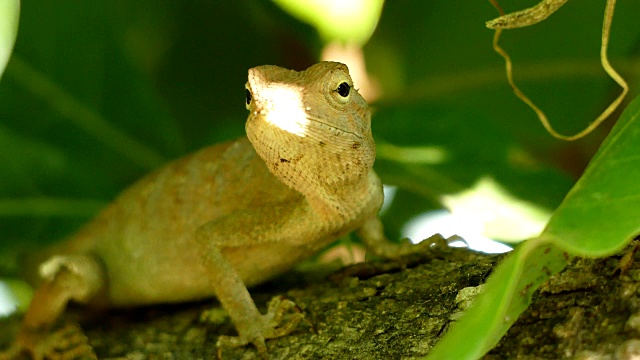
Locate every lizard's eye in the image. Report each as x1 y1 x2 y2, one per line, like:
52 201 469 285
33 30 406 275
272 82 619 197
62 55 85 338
336 82 350 97
245 88 252 106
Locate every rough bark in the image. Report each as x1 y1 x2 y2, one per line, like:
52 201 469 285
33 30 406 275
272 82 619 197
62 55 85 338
1 246 639 359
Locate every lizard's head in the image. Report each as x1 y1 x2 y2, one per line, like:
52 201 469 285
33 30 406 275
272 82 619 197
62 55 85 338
245 62 375 192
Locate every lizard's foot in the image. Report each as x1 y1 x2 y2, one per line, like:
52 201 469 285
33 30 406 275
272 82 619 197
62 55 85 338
215 296 307 359
409 233 465 252
358 217 465 260
425 233 466 250
0 323 96 360
378 233 464 260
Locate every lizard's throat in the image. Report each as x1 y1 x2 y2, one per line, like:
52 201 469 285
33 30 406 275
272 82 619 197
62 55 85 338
246 119 376 200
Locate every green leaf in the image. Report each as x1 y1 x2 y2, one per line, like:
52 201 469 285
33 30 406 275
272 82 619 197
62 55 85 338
0 0 19 79
426 237 567 360
544 95 640 255
426 95 640 359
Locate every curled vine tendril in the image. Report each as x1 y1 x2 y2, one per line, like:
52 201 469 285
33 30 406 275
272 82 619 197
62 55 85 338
487 0 628 141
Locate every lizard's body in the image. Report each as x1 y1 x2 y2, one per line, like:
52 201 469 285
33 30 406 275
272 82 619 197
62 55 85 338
1 62 440 359
42 137 381 307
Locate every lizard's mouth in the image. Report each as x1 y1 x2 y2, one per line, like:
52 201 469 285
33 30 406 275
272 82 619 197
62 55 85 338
253 107 363 141
305 115 364 140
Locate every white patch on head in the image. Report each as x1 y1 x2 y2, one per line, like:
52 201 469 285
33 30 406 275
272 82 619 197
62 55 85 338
259 84 309 137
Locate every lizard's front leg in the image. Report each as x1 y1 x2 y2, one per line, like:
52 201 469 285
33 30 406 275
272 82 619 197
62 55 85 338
195 217 306 358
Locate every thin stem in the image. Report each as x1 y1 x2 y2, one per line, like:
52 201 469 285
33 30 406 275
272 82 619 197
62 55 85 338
488 0 628 141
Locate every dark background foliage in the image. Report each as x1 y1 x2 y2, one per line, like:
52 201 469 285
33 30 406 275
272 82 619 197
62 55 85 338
1 0 639 259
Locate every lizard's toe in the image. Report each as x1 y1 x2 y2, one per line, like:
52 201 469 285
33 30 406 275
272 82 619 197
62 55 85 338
46 324 96 360
1 323 96 360
215 296 309 359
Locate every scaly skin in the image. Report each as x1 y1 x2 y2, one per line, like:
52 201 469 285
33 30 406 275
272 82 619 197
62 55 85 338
0 62 444 359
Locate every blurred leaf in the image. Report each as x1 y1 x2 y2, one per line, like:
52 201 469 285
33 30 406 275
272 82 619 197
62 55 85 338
373 103 573 241
0 0 19 79
273 0 384 44
7 56 167 170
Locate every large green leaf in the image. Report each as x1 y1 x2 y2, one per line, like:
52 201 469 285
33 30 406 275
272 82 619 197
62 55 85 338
427 94 640 359
544 96 640 255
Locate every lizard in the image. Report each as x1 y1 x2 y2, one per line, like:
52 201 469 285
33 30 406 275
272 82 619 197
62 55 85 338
0 61 448 359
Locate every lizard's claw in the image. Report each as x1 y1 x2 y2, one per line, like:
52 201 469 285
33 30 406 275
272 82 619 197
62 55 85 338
215 296 307 359
0 323 96 360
